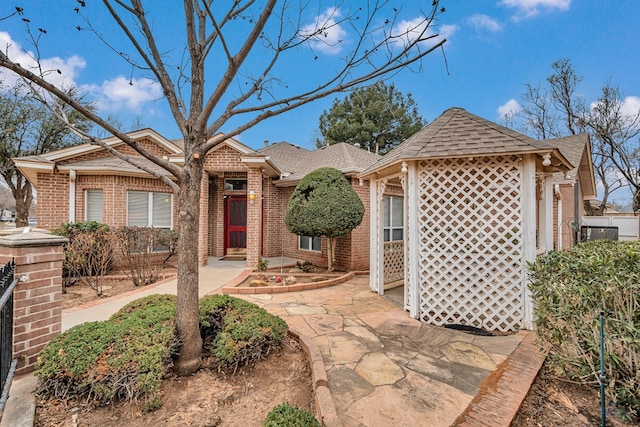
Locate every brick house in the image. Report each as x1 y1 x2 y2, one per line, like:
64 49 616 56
13 129 381 270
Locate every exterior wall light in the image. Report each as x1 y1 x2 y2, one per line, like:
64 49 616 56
248 190 256 203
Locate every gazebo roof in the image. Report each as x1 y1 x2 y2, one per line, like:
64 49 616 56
359 107 573 177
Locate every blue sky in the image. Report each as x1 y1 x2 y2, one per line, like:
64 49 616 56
1 2 638 164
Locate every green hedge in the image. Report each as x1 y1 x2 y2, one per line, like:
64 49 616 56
263 402 320 427
528 240 640 418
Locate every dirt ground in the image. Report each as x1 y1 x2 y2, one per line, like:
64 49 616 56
34 335 314 427
511 362 636 427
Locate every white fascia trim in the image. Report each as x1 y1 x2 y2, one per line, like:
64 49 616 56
45 129 182 161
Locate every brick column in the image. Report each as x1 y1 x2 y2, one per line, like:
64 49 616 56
246 169 263 268
198 173 210 266
0 230 67 374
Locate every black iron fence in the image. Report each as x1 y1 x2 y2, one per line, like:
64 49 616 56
0 260 18 415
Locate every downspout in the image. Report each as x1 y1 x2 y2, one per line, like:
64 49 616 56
68 170 76 223
555 184 562 250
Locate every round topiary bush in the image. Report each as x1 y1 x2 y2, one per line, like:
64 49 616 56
263 402 320 427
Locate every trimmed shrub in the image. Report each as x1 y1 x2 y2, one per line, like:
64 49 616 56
263 402 320 427
199 294 288 372
35 295 178 405
528 240 640 418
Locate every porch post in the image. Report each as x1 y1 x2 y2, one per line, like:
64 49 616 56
68 170 76 223
369 178 380 292
521 155 537 330
198 173 209 266
407 161 420 319
538 172 554 251
246 168 263 269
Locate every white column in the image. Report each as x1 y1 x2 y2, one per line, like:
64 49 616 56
407 162 420 319
68 170 76 223
521 155 536 329
369 179 379 292
538 172 554 251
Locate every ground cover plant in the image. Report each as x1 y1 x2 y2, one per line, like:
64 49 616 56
35 294 289 411
528 240 640 421
263 402 321 427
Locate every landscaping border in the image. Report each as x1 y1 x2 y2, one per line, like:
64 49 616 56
221 271 355 295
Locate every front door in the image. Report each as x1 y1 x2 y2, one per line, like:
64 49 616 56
225 196 247 255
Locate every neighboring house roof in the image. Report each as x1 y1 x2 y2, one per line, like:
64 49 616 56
260 142 381 185
359 107 573 178
545 134 597 199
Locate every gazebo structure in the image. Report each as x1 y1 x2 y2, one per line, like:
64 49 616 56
359 107 581 332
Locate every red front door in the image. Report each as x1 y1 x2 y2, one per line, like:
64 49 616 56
225 196 247 255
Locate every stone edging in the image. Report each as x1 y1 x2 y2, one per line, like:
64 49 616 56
222 271 355 294
453 331 545 426
287 328 339 427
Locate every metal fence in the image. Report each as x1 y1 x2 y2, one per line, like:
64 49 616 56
0 260 18 415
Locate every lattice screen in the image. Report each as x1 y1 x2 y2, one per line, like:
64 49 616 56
417 156 524 332
383 241 404 284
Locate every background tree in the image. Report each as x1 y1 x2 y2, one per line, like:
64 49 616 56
285 167 364 272
0 1 447 374
0 82 92 226
317 82 424 154
512 58 640 215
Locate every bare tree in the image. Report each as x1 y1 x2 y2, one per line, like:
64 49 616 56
0 1 447 374
0 82 92 226
514 58 636 215
584 84 640 212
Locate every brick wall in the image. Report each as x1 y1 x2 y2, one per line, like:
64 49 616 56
0 231 66 374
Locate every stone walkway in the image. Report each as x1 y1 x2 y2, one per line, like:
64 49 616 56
229 275 527 427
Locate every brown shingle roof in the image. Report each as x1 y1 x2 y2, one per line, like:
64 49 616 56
259 142 380 183
360 107 572 176
56 156 174 177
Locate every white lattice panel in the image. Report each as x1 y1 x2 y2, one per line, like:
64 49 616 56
417 156 524 332
383 241 404 284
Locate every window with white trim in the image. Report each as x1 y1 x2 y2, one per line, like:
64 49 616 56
127 191 172 228
85 189 103 222
383 195 403 242
299 235 321 252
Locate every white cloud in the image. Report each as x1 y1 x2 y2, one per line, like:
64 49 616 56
84 76 162 113
467 14 503 32
620 96 640 119
392 17 457 48
0 31 85 89
300 7 347 55
498 99 522 119
499 0 571 21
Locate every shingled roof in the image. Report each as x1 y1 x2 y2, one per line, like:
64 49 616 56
259 142 380 184
360 107 573 177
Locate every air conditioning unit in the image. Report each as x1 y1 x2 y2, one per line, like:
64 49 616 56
580 225 618 241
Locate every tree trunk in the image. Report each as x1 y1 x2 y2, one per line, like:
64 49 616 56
327 236 335 272
12 176 32 228
173 159 204 376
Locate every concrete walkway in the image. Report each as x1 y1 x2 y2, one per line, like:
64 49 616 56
2 260 544 427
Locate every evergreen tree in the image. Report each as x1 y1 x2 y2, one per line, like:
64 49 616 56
317 82 424 154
